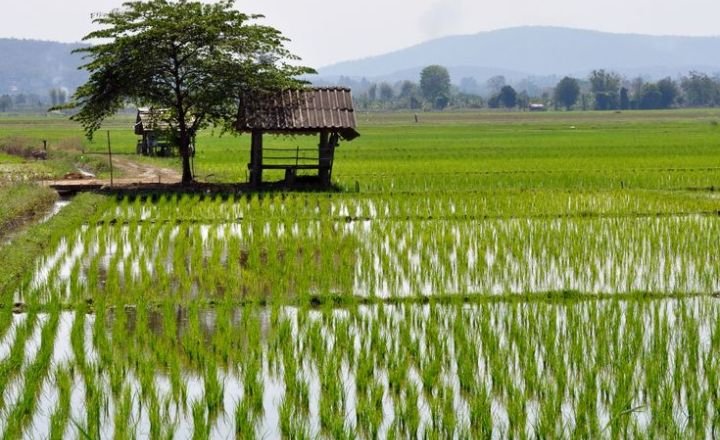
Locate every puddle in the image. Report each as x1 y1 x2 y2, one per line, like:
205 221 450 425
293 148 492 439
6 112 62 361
2 198 71 248
40 199 71 224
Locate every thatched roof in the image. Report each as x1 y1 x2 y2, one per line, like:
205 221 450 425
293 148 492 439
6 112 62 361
236 87 360 141
134 108 173 135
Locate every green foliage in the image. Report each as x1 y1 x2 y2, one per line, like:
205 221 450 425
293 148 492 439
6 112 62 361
656 77 679 108
0 135 110 181
636 78 678 110
0 183 57 239
72 0 314 183
555 76 580 110
589 69 621 94
1 110 720 437
681 71 720 107
590 69 621 110
420 65 451 109
0 193 104 300
638 83 663 109
497 85 517 108
378 82 394 101
620 87 630 110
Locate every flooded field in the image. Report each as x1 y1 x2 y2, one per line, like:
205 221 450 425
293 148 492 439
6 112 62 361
19 208 720 303
4 110 720 438
1 299 719 438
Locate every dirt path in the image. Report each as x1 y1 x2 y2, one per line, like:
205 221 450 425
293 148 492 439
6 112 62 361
111 156 181 183
43 156 182 190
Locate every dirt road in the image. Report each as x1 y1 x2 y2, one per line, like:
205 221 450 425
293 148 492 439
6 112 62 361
44 156 182 190
111 156 181 183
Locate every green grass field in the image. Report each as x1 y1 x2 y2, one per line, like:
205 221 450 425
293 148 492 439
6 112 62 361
3 109 720 188
1 108 720 438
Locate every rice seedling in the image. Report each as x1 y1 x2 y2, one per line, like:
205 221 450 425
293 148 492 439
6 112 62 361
49 366 73 440
0 295 720 436
3 311 59 438
0 312 37 412
4 110 720 436
234 399 256 440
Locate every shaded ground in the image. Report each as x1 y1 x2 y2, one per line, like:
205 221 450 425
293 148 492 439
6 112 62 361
44 156 181 191
43 156 340 194
111 156 181 182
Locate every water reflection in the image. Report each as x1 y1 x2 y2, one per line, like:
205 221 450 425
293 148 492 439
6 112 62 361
2 298 719 438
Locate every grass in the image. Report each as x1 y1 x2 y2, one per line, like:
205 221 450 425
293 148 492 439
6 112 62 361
0 152 23 164
0 193 104 301
0 183 57 241
2 108 720 188
0 108 720 436
0 135 111 183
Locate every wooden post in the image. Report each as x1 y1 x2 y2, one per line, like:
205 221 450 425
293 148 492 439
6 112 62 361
327 133 338 183
107 130 113 187
249 130 263 186
318 130 330 186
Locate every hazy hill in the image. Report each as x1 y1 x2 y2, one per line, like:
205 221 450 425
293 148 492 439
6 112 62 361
4 28 720 97
319 26 720 83
0 39 87 96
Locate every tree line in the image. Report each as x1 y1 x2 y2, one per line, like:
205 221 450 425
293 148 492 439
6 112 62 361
345 66 720 111
3 64 720 114
0 88 69 112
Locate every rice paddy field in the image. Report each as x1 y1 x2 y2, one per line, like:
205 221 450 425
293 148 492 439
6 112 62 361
2 109 720 438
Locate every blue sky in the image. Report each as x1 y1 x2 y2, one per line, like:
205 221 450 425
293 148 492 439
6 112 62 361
2 0 719 67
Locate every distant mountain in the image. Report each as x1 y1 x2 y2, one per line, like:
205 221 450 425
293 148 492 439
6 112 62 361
0 39 87 96
318 26 720 83
5 28 720 98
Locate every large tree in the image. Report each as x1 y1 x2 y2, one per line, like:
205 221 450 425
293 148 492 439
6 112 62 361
420 65 451 110
497 85 517 109
681 72 718 107
637 83 662 109
656 77 678 108
554 76 580 110
589 69 621 110
72 0 313 184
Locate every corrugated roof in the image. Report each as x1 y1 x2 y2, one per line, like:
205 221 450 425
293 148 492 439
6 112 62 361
236 87 360 141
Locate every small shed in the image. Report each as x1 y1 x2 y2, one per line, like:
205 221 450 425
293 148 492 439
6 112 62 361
135 108 186 156
236 87 359 186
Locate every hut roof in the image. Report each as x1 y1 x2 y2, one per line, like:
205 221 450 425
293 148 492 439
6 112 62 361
135 108 178 135
236 87 360 141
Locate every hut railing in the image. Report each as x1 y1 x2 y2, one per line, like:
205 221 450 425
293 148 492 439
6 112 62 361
263 147 318 167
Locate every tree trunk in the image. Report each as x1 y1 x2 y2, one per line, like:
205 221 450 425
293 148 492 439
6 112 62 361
179 133 193 184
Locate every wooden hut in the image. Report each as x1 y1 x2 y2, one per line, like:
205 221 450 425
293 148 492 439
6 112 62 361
236 87 359 186
134 108 185 156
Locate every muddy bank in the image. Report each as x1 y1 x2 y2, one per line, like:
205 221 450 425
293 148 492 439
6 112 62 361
0 185 59 245
0 193 103 297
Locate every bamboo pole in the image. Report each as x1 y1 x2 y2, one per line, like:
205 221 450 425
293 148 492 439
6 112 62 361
107 130 113 187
